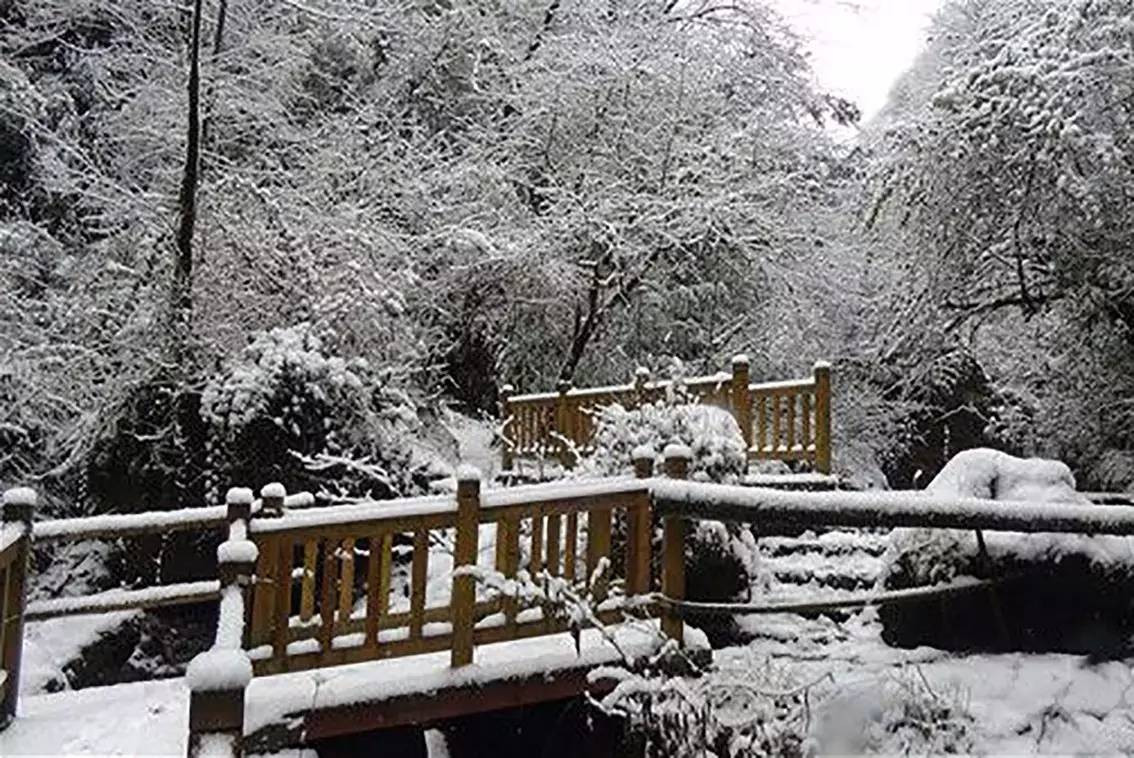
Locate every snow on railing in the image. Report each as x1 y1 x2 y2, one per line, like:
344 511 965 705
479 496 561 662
187 487 258 758
499 357 832 474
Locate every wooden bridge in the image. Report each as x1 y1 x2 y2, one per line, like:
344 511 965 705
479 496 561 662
500 356 832 474
5 448 1134 754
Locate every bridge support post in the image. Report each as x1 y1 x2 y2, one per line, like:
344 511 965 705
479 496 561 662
813 362 832 475
499 384 515 472
628 448 655 596
661 446 690 645
1 488 34 730
451 467 481 667
632 366 650 409
555 381 574 470
730 355 752 451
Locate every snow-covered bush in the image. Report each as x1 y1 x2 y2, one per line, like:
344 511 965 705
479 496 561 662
584 399 747 482
201 323 423 500
880 448 1134 653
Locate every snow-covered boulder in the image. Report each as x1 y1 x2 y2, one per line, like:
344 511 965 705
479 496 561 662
880 448 1134 654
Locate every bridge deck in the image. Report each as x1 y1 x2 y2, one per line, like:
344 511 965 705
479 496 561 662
0 621 701 756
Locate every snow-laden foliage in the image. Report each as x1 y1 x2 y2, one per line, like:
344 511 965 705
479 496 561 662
584 398 747 483
201 323 422 500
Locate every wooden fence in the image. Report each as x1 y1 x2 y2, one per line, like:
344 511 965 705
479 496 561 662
500 357 832 474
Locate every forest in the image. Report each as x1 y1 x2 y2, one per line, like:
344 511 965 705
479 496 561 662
3 0 1133 511
3 0 1134 755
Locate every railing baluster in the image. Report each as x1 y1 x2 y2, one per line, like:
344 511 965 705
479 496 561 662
802 392 813 457
586 507 613 603
337 538 355 622
451 470 480 666
757 395 768 454
319 538 337 655
786 393 796 453
272 538 293 669
251 536 277 646
772 394 782 454
563 512 578 582
503 516 520 627
545 514 561 577
530 508 544 575
365 533 382 648
299 539 317 622
410 530 428 640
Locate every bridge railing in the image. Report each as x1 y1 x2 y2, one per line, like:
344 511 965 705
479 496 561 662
1 489 34 729
501 357 832 474
239 468 655 676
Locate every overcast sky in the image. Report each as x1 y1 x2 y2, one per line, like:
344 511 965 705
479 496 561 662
773 0 943 122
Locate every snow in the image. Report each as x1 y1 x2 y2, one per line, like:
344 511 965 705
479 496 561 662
218 539 259 564
481 477 644 509
251 494 454 535
649 480 1134 535
455 464 480 483
631 444 655 462
227 487 254 506
662 443 692 460
19 611 140 695
24 581 220 620
186 648 253 692
0 521 25 553
283 492 316 509
260 483 286 500
0 677 188 755
33 505 228 542
196 733 237 757
3 486 36 507
244 620 673 735
731 354 749 365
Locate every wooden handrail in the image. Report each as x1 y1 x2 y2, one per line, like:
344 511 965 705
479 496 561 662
501 357 833 474
1 489 34 730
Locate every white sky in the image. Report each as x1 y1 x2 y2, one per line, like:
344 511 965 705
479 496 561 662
773 0 943 122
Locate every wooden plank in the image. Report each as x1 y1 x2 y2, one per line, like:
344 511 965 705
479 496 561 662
273 538 294 669
801 393 812 455
529 509 544 575
545 513 561 577
771 394 782 453
409 530 428 640
337 538 355 622
563 512 578 582
661 515 686 642
585 508 613 601
364 533 384 648
254 512 457 544
319 540 337 656
786 393 796 452
502 516 520 627
756 395 767 452
626 495 652 596
299 540 318 622
251 536 277 647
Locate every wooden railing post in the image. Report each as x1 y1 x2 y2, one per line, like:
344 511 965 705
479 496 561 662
260 482 285 519
730 354 752 451
661 445 690 644
188 489 255 758
632 366 650 409
1 488 34 730
451 466 481 667
813 361 832 475
555 380 574 469
627 447 655 596
499 383 515 471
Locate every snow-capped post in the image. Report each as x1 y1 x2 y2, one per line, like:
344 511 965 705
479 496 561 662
1 487 35 729
499 383 515 471
632 365 650 408
730 354 752 450
451 465 481 667
555 379 574 469
812 362 832 475
260 482 285 519
661 445 690 644
226 486 253 526
628 447 655 596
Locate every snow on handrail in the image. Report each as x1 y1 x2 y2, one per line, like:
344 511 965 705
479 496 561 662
0 521 26 557
25 580 221 620
250 493 455 535
651 481 1134 535
33 505 229 542
748 377 815 393
481 476 647 509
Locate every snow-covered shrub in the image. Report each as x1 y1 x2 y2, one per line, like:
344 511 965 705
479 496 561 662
584 400 747 482
201 323 423 500
880 448 1134 653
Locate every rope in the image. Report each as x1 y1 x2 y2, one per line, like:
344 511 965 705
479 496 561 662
654 576 1007 617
